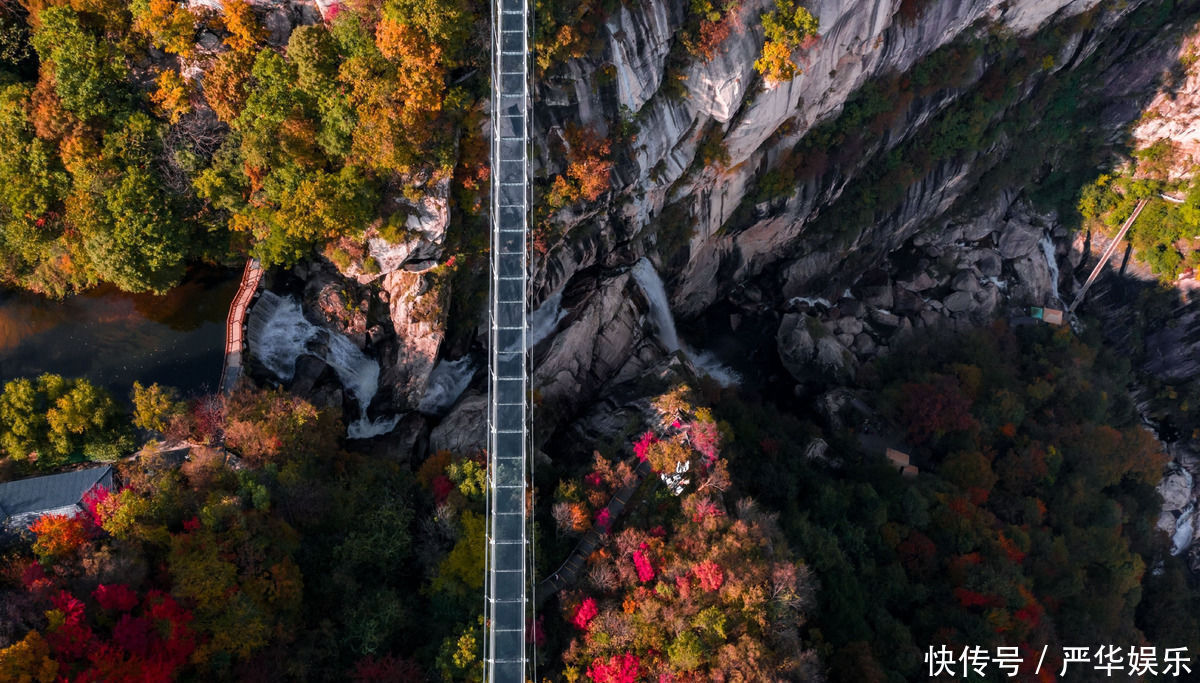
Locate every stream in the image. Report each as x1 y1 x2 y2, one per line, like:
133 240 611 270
0 268 239 396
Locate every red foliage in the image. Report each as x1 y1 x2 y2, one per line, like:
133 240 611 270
81 486 111 524
595 509 611 533
686 421 720 467
692 561 724 592
953 588 1003 609
689 498 722 523
1014 602 1042 629
587 653 641 683
899 376 978 444
431 475 454 504
631 550 655 583
998 533 1026 564
22 560 52 592
633 432 657 462
896 530 936 575
94 584 139 612
39 587 198 680
573 597 598 630
675 574 692 601
528 615 546 646
584 471 604 488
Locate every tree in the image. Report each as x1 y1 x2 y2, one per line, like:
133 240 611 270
151 69 192 124
0 374 131 468
132 0 198 57
81 165 189 293
130 382 184 433
755 0 819 82
221 0 266 53
31 7 130 122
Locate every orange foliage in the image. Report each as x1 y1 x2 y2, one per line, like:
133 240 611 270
221 0 266 52
203 50 253 123
30 513 89 563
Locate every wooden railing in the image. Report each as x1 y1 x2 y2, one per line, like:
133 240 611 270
218 259 263 394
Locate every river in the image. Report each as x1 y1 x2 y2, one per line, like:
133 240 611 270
0 267 239 397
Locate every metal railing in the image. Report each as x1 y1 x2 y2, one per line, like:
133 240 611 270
484 0 531 674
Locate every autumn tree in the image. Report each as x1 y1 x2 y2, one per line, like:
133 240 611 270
0 374 132 468
755 0 819 82
547 124 612 209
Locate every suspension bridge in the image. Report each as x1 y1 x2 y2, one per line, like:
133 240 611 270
484 0 532 675
1068 198 1148 314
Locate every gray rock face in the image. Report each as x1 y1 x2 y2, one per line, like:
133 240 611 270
532 271 665 433
429 393 487 455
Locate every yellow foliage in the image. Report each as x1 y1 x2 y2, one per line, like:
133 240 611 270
754 40 795 82
151 70 192 124
0 631 58 683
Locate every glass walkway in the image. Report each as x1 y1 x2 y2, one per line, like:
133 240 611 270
484 0 530 675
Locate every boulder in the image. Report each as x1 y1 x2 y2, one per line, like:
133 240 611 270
998 220 1043 259
380 270 445 408
852 332 876 355
969 248 1003 278
835 317 864 336
952 271 980 292
777 313 856 383
944 291 975 314
893 287 924 315
898 272 937 292
429 393 487 455
861 283 893 309
870 309 902 328
1159 468 1195 512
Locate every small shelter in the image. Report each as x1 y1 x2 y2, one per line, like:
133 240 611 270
1029 307 1064 326
0 466 113 532
885 448 918 477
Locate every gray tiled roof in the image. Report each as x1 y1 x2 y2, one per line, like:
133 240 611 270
0 466 113 526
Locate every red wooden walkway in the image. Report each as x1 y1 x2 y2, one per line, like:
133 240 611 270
219 259 263 394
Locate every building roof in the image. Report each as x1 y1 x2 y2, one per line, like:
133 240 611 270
0 466 113 526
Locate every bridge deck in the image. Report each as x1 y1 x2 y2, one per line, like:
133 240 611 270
485 0 530 677
1069 198 1148 314
219 259 263 394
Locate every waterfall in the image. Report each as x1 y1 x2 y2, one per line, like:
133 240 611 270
247 292 399 439
1172 504 1195 556
418 356 476 415
1040 234 1060 303
529 287 567 347
630 258 740 386
630 259 680 352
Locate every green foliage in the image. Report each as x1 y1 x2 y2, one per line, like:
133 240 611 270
0 374 132 469
0 0 487 294
32 8 130 121
130 382 184 433
1075 169 1200 280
